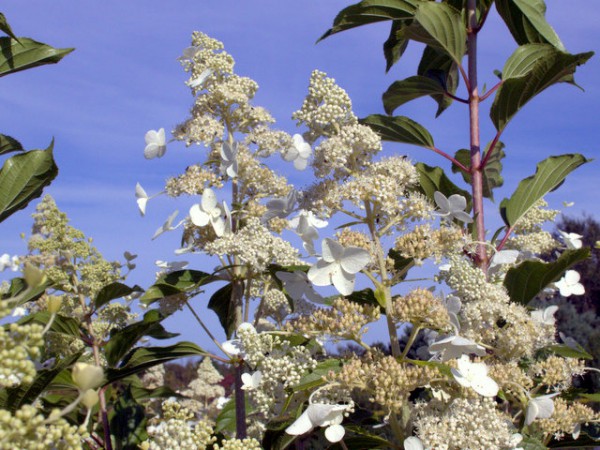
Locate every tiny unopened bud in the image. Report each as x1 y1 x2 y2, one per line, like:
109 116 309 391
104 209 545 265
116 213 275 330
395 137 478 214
139 442 150 450
72 363 104 391
81 389 99 409
23 264 46 287
47 296 62 314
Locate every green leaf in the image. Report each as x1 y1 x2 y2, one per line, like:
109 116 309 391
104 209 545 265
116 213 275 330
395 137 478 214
0 141 58 223
319 0 417 41
0 37 73 77
520 436 547 450
503 248 590 305
346 288 384 313
109 387 148 450
415 162 472 209
104 310 178 367
141 269 215 305
208 282 238 339
360 114 434 148
388 248 414 282
106 342 207 383
495 0 565 49
408 359 452 377
0 14 18 41
547 343 593 360
384 20 410 72
293 359 343 392
339 430 393 449
0 351 82 412
374 287 387 308
490 45 593 132
452 142 505 201
94 282 143 309
383 75 446 115
2 276 52 305
406 2 466 64
417 45 459 117
499 154 590 228
0 134 23 155
15 311 81 337
579 393 600 403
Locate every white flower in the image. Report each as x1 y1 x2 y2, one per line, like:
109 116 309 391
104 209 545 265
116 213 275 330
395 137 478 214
558 230 583 249
428 334 486 361
215 396 229 410
222 339 243 357
285 403 348 443
0 253 19 272
135 182 150 216
433 191 473 223
489 250 519 270
262 190 298 222
451 355 499 397
307 238 370 296
276 270 323 303
187 68 213 89
531 305 559 327
525 393 558 425
404 436 425 450
241 371 262 390
11 307 27 317
441 294 462 331
282 134 311 170
152 210 181 240
144 128 167 159
289 210 328 255
177 46 200 63
189 188 226 237
220 141 238 178
554 270 585 296
155 260 189 272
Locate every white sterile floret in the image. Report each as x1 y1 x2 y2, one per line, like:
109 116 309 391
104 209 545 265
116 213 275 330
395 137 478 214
451 355 499 397
262 190 298 222
144 128 167 159
276 270 323 303
0 253 19 272
135 183 149 216
558 230 583 249
189 188 226 236
489 250 519 270
289 210 328 241
241 371 262 390
152 210 182 240
307 238 370 296
221 339 243 357
156 260 189 272
531 305 559 327
285 403 348 443
441 294 462 331
404 436 425 450
220 141 238 178
433 191 473 223
525 393 558 425
187 68 213 89
554 270 585 297
282 134 312 170
428 334 486 361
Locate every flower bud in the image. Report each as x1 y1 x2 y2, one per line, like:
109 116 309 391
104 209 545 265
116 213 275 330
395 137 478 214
23 263 46 288
72 363 104 391
81 389 99 409
47 296 62 314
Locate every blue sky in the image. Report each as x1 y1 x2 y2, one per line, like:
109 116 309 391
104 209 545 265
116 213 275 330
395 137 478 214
1 1 598 349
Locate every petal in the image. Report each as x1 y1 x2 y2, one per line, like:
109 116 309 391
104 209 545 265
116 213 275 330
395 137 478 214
145 130 159 144
156 128 166 145
283 147 299 162
202 188 218 212
211 216 226 237
144 143 160 159
447 194 467 212
532 396 556 420
136 198 148 216
294 156 309 171
525 400 539 426
324 424 345 443
190 204 210 226
306 404 345 426
307 260 334 287
570 283 585 295
472 376 499 397
340 247 370 274
226 160 238 178
286 410 314 436
331 266 355 296
135 182 148 199
434 191 450 213
565 270 580 283
451 210 473 223
404 437 425 450
322 238 344 263
241 373 253 389
451 368 472 388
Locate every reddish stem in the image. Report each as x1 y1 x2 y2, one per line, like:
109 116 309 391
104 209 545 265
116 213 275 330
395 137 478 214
431 146 470 173
480 130 502 169
480 80 503 102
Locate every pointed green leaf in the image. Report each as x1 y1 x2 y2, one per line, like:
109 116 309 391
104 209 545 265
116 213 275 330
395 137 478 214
415 162 472 209
452 142 505 201
3 276 52 305
94 282 143 309
208 282 238 339
141 269 216 305
104 310 178 367
499 154 590 228
547 343 593 360
0 37 73 77
520 436 547 450
417 45 459 116
491 45 593 132
319 0 417 41
383 75 446 114
0 14 18 41
384 20 410 72
406 2 466 64
292 359 343 392
15 311 81 337
495 0 564 49
346 288 385 313
106 342 208 383
0 351 82 411
360 114 434 148
503 248 590 305
0 134 23 155
0 141 58 223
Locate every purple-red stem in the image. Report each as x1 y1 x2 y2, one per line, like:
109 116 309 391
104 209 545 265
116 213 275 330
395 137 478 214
480 130 502 169
431 146 470 173
467 0 488 270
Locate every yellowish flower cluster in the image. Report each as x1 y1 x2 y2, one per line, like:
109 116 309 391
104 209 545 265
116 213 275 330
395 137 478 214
391 288 451 330
0 322 43 387
537 398 598 441
531 355 586 390
165 165 224 197
213 438 262 450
